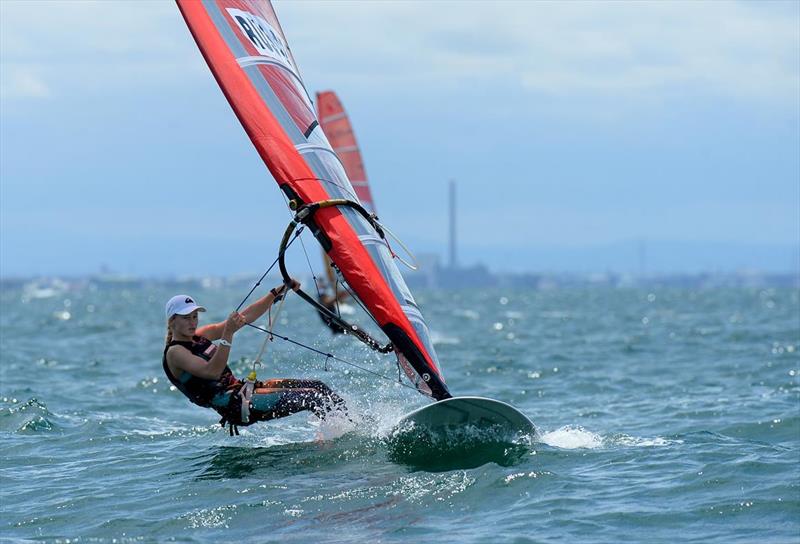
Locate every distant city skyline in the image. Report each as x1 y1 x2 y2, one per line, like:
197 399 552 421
1 236 795 279
1 1 798 278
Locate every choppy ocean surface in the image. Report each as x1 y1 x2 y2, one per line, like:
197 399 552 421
1 282 798 543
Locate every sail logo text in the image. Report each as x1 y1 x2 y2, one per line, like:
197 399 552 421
227 8 293 70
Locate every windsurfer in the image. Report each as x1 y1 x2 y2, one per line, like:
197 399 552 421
162 282 348 432
316 278 350 335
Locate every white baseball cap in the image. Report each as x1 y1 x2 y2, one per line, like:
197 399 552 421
165 295 207 319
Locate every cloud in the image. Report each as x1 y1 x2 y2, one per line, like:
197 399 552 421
2 1 796 108
1 67 51 99
279 1 800 106
0 0 199 102
0 1 178 56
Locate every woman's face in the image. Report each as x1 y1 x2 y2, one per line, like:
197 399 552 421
171 311 199 338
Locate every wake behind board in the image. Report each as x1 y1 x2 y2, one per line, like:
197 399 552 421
388 397 535 471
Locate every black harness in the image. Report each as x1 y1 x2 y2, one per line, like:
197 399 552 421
162 336 250 434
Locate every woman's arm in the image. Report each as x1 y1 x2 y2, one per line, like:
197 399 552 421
195 280 300 340
239 279 301 324
196 320 225 340
168 344 229 380
171 312 244 379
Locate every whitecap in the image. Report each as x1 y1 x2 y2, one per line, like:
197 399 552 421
539 425 603 449
539 426 679 450
611 434 680 447
431 331 460 345
539 310 570 319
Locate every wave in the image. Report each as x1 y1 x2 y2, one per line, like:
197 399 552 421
539 425 679 450
430 331 460 346
0 397 57 433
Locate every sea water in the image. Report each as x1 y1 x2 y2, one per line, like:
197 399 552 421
1 282 798 543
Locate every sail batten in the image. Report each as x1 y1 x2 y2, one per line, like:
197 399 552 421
177 0 449 399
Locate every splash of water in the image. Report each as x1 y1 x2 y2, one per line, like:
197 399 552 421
539 425 676 450
539 426 603 449
0 397 55 433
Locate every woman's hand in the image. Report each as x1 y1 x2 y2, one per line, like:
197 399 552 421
222 311 246 338
271 279 301 298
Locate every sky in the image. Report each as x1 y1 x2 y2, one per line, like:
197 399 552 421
1 0 798 277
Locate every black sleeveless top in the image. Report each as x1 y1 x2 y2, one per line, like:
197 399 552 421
162 336 238 407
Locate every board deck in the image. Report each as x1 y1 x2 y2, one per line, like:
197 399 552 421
394 396 535 436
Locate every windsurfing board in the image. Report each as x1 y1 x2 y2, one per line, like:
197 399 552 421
394 396 535 436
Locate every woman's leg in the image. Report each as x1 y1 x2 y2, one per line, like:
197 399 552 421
250 379 348 421
258 379 346 410
259 378 333 391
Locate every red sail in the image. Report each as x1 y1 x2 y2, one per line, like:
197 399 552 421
176 0 448 399
316 91 376 215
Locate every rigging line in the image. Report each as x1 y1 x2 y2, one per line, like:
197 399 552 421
373 220 419 271
243 322 419 392
296 222 383 330
333 275 341 319
289 205 380 333
234 228 303 312
334 271 383 331
297 227 322 299
289 199 386 332
280 190 322 300
275 200 394 354
251 286 289 374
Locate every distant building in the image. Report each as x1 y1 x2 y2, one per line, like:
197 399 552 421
402 253 496 290
402 252 440 289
